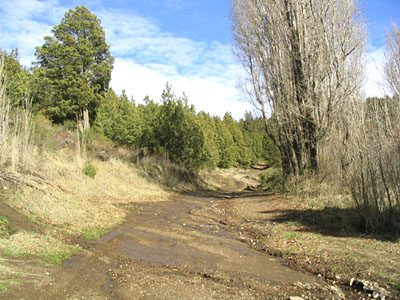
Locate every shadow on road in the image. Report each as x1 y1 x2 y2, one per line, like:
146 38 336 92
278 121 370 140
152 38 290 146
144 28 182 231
260 206 400 242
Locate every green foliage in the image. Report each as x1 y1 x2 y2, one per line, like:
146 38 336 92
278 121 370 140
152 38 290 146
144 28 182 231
95 84 279 172
82 227 108 240
214 117 238 168
3 49 31 105
259 169 284 191
155 84 206 170
33 6 114 125
96 89 142 147
0 216 9 237
82 161 97 178
197 112 220 169
241 112 280 167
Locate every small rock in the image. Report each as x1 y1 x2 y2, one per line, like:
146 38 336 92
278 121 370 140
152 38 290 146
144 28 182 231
350 278 364 291
97 150 109 161
294 282 304 288
330 285 338 292
289 297 305 300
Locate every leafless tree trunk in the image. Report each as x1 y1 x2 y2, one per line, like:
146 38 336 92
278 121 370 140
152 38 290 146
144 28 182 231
332 23 400 231
232 0 365 176
385 24 400 97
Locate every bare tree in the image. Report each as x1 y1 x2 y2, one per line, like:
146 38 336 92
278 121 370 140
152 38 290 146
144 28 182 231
385 24 400 97
232 0 365 176
334 23 400 231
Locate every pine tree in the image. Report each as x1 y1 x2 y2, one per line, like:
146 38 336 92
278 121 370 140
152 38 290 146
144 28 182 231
3 49 31 105
34 6 114 131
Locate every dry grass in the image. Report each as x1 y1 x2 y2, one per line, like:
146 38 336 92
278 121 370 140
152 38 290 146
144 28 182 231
7 150 170 234
230 193 400 291
0 232 79 264
38 151 170 203
199 168 261 192
284 175 352 209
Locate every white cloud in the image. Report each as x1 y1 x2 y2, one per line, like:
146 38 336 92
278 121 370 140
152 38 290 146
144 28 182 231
99 8 251 119
364 46 390 98
0 0 67 64
0 1 253 119
110 57 252 119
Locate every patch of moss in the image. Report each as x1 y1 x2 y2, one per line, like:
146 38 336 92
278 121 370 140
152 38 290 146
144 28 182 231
81 227 109 240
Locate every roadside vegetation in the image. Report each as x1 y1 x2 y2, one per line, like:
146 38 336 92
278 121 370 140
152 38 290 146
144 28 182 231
232 0 400 234
0 1 399 298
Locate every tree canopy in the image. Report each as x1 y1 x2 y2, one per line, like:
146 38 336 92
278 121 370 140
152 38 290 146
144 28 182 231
34 6 114 130
96 83 279 171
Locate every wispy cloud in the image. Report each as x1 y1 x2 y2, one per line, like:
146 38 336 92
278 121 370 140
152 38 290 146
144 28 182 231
0 0 251 118
147 0 192 12
0 0 67 65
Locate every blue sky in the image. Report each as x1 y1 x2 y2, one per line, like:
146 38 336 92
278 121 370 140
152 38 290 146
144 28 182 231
0 0 399 118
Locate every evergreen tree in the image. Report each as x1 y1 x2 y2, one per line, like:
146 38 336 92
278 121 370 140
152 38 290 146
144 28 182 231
197 112 220 169
96 90 142 147
138 96 162 152
3 49 31 105
156 83 206 170
214 117 237 168
34 6 114 130
223 113 251 167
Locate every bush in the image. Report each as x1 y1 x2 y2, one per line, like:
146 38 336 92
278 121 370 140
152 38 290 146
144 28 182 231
259 168 284 191
0 216 9 237
82 161 97 179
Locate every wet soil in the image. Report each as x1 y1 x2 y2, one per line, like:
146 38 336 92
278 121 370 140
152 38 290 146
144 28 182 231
0 198 47 235
3 191 346 300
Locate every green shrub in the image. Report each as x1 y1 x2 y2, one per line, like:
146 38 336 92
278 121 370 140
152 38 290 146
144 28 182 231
259 168 284 191
0 216 9 237
82 161 97 179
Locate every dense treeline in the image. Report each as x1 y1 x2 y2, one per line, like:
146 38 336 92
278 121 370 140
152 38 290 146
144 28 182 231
0 6 278 171
2 47 278 171
96 83 278 170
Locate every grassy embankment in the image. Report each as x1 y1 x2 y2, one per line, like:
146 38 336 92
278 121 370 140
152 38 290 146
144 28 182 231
0 115 172 292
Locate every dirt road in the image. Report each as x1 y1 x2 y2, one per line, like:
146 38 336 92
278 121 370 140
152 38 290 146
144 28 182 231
8 193 336 300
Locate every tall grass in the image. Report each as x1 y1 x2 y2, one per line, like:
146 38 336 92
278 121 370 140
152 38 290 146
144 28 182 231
0 54 34 171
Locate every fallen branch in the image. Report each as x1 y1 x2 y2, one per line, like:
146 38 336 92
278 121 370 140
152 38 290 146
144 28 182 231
0 171 74 195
